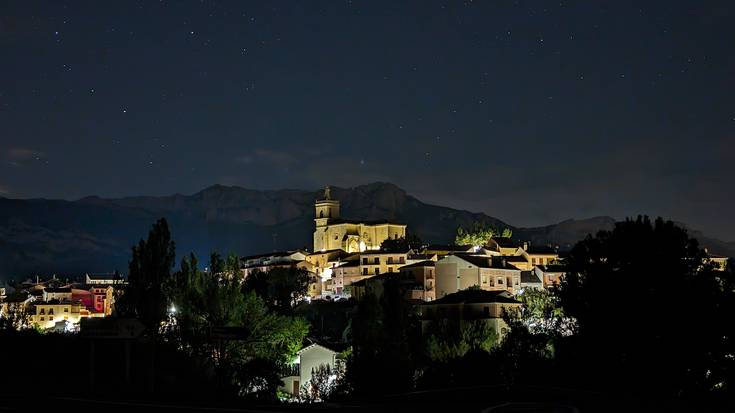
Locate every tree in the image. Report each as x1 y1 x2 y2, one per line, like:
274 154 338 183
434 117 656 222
242 267 312 315
380 233 424 252
115 218 177 332
514 288 574 337
0 294 31 331
425 319 498 362
300 364 342 402
556 216 734 399
347 279 416 396
164 253 309 398
455 222 512 247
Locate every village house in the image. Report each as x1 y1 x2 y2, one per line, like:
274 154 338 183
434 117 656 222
520 271 544 290
434 254 522 298
330 250 412 296
279 343 340 397
418 289 522 339
240 250 308 278
399 260 437 301
29 299 98 330
534 264 566 288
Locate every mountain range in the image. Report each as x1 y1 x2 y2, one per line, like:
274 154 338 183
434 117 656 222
1 182 732 280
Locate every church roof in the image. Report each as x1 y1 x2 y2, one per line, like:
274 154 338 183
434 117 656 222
326 218 406 226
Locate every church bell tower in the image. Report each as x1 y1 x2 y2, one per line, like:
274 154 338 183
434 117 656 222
315 186 340 225
314 186 340 251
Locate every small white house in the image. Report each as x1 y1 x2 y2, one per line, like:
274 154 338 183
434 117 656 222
280 343 338 397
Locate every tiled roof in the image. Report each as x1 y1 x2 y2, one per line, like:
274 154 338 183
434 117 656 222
399 260 436 269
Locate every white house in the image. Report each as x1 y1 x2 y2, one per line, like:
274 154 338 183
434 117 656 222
435 254 522 298
279 343 339 397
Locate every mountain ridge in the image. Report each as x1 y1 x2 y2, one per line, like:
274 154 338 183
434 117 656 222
0 182 731 279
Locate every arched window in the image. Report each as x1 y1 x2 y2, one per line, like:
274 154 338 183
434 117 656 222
320 211 324 218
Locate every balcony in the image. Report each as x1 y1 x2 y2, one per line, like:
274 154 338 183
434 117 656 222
281 364 300 377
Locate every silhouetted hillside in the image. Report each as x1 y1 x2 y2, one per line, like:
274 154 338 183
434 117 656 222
0 183 732 279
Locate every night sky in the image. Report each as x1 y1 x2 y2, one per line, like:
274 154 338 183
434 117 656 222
1 1 733 239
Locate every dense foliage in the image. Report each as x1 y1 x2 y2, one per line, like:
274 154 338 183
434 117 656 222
557 216 735 400
455 221 512 247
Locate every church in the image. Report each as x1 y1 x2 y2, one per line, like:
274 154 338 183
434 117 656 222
313 186 406 253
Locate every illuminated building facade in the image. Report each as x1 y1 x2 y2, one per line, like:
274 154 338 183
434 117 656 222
313 186 406 253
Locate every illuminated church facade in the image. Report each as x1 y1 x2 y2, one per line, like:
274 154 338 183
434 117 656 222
313 187 406 253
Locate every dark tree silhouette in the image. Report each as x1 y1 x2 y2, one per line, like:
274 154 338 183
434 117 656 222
242 267 312 315
115 218 176 332
557 216 734 400
346 279 416 396
380 233 424 252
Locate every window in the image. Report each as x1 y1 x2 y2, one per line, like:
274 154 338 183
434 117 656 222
40 317 44 321
497 278 504 285
49 309 54 315
531 258 536 264
362 258 368 265
481 275 488 284
363 268 368 275
373 257 379 264
374 268 379 275
388 267 393 273
387 257 393 264
320 211 324 218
